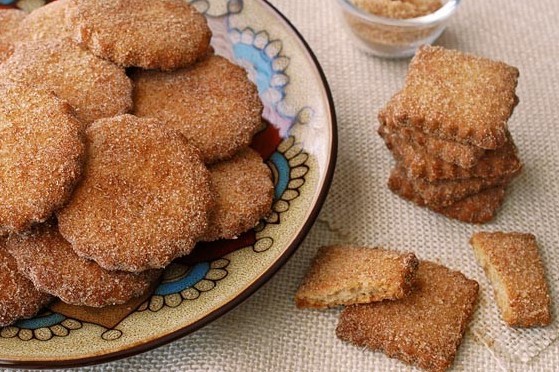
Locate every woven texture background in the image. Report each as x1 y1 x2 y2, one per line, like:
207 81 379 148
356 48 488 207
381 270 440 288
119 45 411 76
9 0 558 371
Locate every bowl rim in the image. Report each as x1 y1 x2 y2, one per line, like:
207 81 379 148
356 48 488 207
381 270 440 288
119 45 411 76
0 0 338 369
336 0 461 27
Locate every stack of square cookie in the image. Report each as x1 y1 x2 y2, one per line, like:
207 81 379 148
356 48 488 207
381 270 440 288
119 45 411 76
378 45 523 223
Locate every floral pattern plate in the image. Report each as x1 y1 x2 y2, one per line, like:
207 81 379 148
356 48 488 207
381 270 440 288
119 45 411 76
0 0 337 367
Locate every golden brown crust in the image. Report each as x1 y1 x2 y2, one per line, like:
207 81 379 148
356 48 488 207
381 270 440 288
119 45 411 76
67 0 211 70
295 246 419 309
0 9 26 44
379 104 486 168
336 261 479 372
0 81 85 233
0 38 132 125
0 240 52 327
201 148 274 242
470 232 551 327
133 55 263 164
14 0 74 42
391 163 514 208
390 45 519 150
388 166 507 224
57 114 213 272
0 41 14 64
7 223 161 308
351 0 442 19
379 125 523 182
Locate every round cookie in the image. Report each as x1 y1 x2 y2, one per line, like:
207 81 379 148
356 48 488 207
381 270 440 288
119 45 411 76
0 81 85 233
7 224 161 308
15 0 74 42
57 114 213 272
1 38 132 125
202 148 274 242
133 55 263 164
0 240 52 327
67 0 211 70
0 9 26 44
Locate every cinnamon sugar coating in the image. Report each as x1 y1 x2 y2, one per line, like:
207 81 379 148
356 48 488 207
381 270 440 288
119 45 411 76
1 38 132 125
133 55 263 164
379 125 523 182
351 0 442 19
57 115 213 272
388 168 506 224
389 46 519 149
67 0 211 70
470 232 551 327
0 240 52 327
0 9 26 44
202 148 274 242
389 163 514 208
7 223 161 308
379 104 486 168
0 81 85 233
15 0 74 42
336 261 478 372
295 246 419 309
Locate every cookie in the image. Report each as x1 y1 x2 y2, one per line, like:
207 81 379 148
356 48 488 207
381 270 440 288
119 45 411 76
390 164 514 208
57 115 213 272
470 232 551 327
351 0 442 19
0 9 26 44
379 106 486 168
0 240 52 327
201 148 274 242
15 0 74 42
67 0 211 70
1 38 132 125
133 55 263 164
295 246 418 309
336 260 478 372
390 45 519 149
7 223 160 308
0 81 85 233
388 166 507 224
380 125 522 182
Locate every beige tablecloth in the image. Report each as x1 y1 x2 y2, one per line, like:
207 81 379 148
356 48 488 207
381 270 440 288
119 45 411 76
12 0 559 371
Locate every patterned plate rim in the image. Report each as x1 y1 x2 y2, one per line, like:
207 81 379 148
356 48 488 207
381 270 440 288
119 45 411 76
0 0 337 369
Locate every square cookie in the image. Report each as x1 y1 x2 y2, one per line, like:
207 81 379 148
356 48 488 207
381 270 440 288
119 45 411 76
336 261 479 372
389 45 519 149
295 245 418 309
470 232 552 327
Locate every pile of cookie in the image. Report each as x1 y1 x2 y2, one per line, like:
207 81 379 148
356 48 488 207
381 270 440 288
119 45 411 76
296 233 551 371
0 0 274 327
378 46 523 223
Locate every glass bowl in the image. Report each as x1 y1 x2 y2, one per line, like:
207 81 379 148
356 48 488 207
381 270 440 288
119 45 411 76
335 0 461 58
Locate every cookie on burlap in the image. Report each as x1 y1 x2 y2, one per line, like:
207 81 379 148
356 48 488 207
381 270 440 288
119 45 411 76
337 260 478 372
470 232 551 327
378 107 486 168
295 246 419 309
379 125 522 182
388 45 519 149
388 166 507 224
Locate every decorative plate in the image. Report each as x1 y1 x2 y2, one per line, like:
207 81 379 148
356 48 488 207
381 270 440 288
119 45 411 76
0 0 336 367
